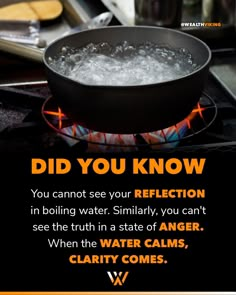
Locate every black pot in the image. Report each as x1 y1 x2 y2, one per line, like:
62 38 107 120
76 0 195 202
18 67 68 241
43 26 211 134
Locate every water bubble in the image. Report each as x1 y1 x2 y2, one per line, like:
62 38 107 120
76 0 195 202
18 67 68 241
122 41 129 48
138 49 146 56
61 47 68 54
179 48 187 54
49 42 199 86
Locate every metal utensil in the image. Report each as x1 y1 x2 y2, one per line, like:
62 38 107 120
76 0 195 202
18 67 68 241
64 11 113 35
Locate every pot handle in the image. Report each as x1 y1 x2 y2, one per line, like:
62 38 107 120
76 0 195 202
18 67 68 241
0 38 43 63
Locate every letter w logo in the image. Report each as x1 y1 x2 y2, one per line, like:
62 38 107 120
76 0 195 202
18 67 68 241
107 271 129 286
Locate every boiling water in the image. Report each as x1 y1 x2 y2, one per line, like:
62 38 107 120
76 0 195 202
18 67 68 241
48 41 198 86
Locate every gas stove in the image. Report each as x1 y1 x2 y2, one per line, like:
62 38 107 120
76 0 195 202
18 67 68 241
0 78 235 153
41 93 217 152
0 70 236 153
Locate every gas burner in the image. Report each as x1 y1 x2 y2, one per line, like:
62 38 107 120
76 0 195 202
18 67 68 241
42 93 217 152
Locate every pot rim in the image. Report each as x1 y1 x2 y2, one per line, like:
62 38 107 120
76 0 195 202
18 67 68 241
43 25 212 89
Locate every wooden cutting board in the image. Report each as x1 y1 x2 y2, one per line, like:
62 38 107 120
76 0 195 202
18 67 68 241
0 0 63 21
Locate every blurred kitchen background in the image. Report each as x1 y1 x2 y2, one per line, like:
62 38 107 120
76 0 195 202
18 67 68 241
0 0 235 86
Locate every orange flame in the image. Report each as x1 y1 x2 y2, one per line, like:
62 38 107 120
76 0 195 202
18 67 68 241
44 107 65 129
